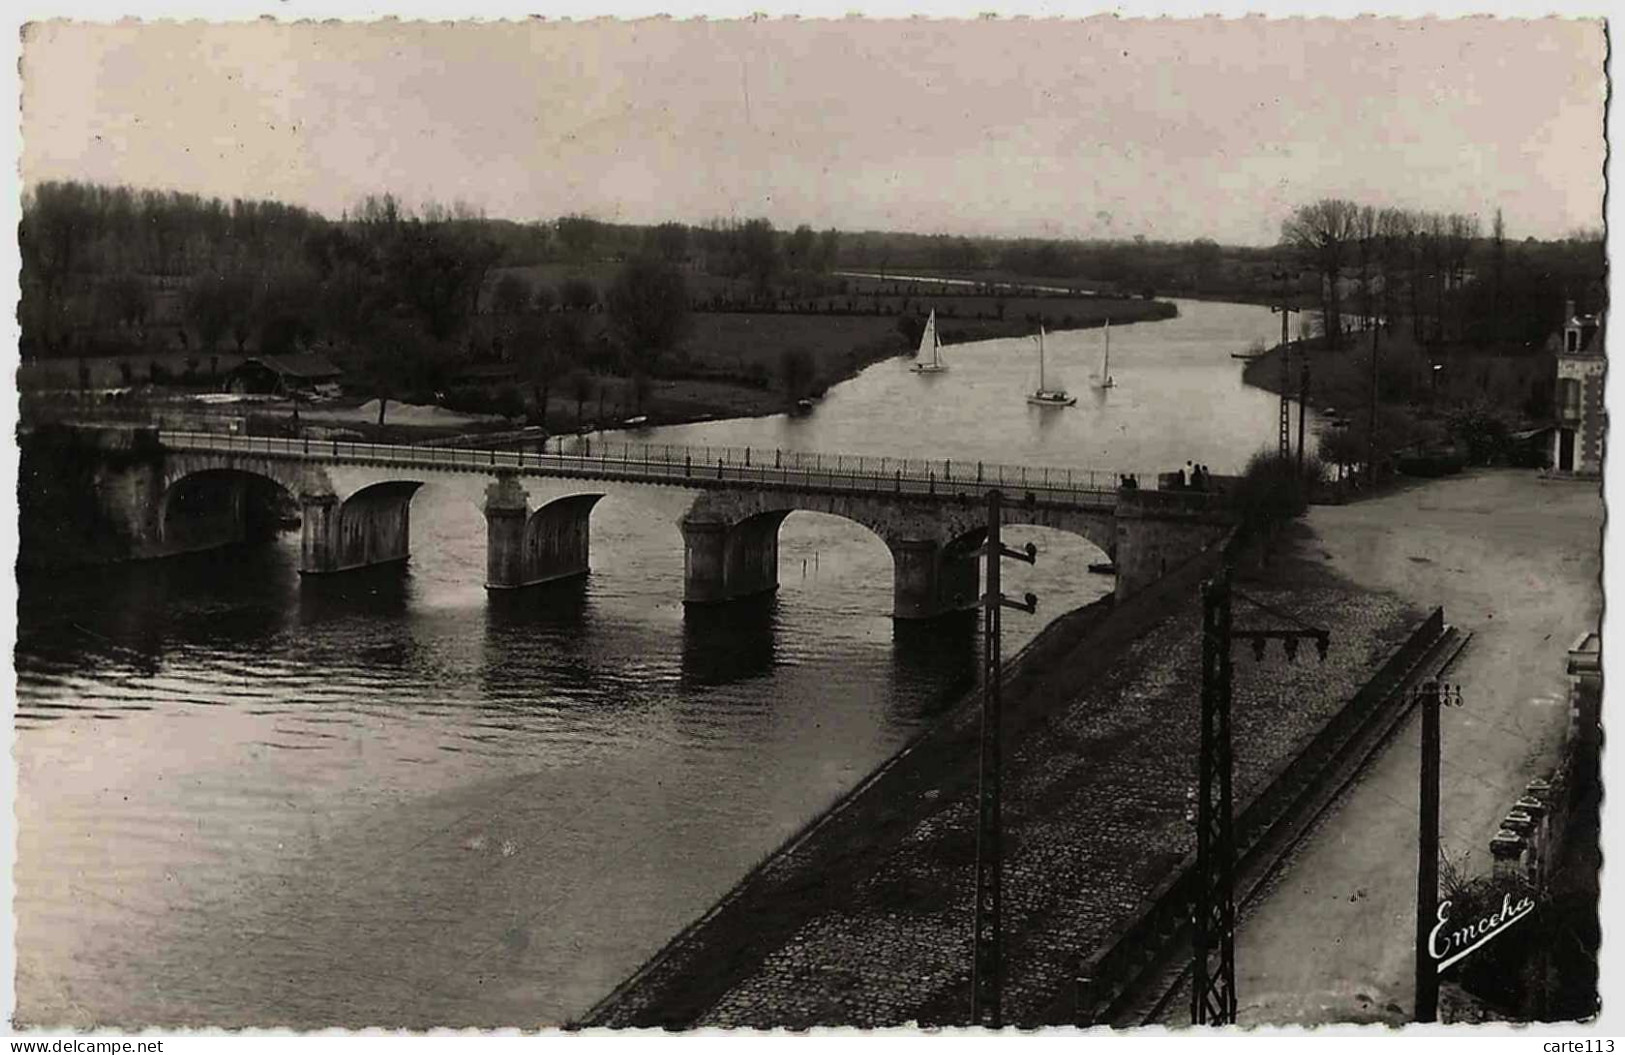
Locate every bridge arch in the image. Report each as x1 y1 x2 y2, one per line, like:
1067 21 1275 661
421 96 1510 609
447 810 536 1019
302 479 425 574
157 467 299 555
481 472 608 589
679 491 1006 620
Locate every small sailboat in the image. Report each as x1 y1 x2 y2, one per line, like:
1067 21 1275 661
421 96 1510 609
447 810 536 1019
910 309 947 373
1097 319 1117 389
1026 326 1076 407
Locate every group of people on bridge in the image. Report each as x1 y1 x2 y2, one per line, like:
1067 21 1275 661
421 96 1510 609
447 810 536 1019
1179 461 1214 492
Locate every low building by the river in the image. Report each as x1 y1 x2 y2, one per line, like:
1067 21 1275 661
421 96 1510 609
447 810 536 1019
226 354 344 398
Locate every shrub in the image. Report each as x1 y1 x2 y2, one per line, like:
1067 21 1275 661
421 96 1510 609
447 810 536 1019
779 347 815 400
1231 449 1316 534
559 277 598 312
1447 400 1513 465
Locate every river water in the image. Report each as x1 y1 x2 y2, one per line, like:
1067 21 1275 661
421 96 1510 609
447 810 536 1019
14 299 1281 1028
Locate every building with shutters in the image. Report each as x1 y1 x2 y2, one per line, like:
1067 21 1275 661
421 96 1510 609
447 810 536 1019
1549 302 1605 476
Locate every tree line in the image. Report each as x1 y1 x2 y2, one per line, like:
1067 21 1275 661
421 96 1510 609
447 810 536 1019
1280 199 1605 352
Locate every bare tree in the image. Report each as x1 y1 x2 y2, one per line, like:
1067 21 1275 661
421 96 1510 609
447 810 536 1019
1354 206 1378 334
1281 199 1361 348
1491 208 1506 336
1376 207 1412 334
1444 213 1480 341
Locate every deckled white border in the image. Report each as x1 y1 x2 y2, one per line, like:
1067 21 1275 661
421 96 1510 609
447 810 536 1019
0 1 1616 1044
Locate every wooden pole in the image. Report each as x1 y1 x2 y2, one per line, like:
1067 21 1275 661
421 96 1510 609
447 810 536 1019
972 489 1004 1029
1416 681 1441 1023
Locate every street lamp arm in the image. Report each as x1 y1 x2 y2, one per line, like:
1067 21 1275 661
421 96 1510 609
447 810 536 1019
1000 593 1039 614
976 541 1038 564
1230 587 1330 635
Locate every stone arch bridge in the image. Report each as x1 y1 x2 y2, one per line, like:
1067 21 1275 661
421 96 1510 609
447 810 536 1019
66 426 1234 620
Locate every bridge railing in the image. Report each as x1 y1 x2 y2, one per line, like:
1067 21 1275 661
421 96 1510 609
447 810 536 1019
543 437 1152 495
156 429 1141 506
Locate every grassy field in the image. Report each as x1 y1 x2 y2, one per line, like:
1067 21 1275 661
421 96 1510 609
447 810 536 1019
23 262 1178 435
476 265 1178 428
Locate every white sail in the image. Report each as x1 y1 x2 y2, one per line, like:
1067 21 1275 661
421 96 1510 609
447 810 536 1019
916 311 937 361
1098 318 1116 389
1028 324 1076 406
911 309 947 372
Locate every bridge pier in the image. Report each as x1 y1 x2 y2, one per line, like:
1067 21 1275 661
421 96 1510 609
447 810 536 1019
299 482 422 575
682 512 788 606
891 538 980 621
483 474 605 590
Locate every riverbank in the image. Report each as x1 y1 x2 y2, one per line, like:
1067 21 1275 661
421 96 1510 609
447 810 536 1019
581 532 1422 1028
561 298 1177 433
1239 329 1555 474
20 294 1180 445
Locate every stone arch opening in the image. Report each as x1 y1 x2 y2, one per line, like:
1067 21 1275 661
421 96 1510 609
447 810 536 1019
947 515 1116 562
767 508 900 607
964 522 1118 619
682 500 914 607
483 475 609 590
324 481 425 572
158 468 300 555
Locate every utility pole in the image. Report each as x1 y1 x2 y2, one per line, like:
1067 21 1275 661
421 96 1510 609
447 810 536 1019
1192 567 1238 1027
1271 272 1300 464
1193 568 1329 1026
1415 680 1464 1024
971 489 1036 1030
1297 352 1310 480
1366 322 1380 486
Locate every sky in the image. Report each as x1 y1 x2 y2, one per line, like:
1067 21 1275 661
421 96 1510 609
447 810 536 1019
18 16 1607 246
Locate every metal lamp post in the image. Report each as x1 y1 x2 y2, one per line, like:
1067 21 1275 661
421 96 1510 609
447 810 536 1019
1192 565 1329 1026
970 488 1037 1030
1271 272 1300 465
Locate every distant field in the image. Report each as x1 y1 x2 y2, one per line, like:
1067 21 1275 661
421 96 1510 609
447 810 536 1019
680 312 903 379
24 262 1175 433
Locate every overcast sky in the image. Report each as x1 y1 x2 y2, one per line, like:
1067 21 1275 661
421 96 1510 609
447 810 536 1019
19 17 1606 245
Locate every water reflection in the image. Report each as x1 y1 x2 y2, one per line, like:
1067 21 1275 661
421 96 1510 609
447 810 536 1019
295 560 414 626
483 575 593 630
680 593 780 687
888 609 979 723
17 540 301 677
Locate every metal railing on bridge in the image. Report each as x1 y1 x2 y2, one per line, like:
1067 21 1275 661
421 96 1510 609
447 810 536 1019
156 429 1140 508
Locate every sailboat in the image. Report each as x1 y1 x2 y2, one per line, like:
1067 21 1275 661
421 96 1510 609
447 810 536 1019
910 309 947 373
1097 319 1117 389
1026 326 1076 406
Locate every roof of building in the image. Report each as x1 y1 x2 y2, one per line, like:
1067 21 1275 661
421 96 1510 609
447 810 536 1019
1551 313 1607 358
235 354 345 379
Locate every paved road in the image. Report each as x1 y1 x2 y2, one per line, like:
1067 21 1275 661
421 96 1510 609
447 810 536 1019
1227 470 1602 1025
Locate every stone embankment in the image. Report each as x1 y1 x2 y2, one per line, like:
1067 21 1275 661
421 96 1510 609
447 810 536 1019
581 528 1423 1029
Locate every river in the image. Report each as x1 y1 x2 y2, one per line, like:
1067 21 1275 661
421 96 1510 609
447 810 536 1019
13 298 1282 1028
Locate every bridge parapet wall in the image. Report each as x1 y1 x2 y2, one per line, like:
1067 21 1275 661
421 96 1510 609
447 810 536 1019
1112 488 1236 600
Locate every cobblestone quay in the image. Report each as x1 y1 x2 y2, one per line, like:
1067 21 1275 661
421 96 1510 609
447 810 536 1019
580 530 1420 1029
